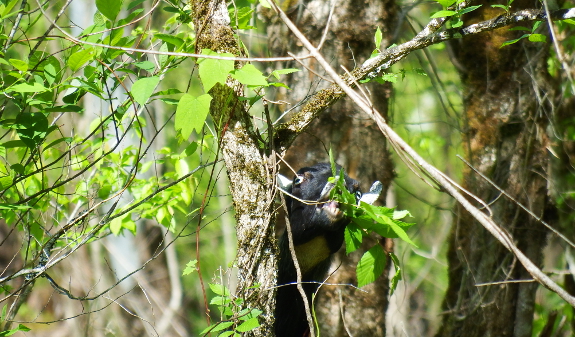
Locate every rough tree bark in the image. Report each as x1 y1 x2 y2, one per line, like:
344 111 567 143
437 1 553 336
190 0 278 334
264 0 397 335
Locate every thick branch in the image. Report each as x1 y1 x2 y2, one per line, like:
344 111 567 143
273 7 575 151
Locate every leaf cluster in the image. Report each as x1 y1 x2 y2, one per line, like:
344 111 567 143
199 283 263 337
327 161 414 291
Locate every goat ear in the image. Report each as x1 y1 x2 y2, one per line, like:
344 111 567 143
358 181 383 205
277 173 292 192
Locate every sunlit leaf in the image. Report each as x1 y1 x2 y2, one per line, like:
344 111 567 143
344 223 363 254
96 0 123 21
230 64 268 87
198 49 235 92
68 48 94 72
528 33 547 43
175 93 212 139
131 76 160 105
430 10 457 18
236 317 260 332
182 260 198 276
270 68 299 80
8 82 48 93
356 244 386 287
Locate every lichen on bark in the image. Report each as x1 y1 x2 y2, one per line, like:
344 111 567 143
189 0 278 334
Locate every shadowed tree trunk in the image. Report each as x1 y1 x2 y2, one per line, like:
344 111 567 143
437 1 553 336
264 0 397 335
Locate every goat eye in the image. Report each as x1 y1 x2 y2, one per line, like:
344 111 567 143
294 175 304 186
355 190 362 202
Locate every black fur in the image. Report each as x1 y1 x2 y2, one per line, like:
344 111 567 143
275 163 360 337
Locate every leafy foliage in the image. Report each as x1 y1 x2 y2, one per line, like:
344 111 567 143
327 161 414 291
198 282 262 336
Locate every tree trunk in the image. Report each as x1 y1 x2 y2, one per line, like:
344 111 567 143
264 0 397 335
191 0 278 334
437 2 552 336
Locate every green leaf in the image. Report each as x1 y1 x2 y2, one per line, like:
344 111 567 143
210 295 230 306
430 10 457 18
380 73 398 83
0 140 26 149
500 34 529 47
270 68 300 80
0 204 32 210
1 0 20 19
96 0 123 21
68 48 94 72
414 68 427 76
175 94 212 139
0 176 12 189
356 244 386 287
218 331 236 337
563 19 575 25
198 50 235 92
9 59 28 72
109 214 130 235
0 324 31 336
328 147 337 176
182 260 198 275
210 321 234 332
209 283 230 296
134 61 156 72
532 21 543 31
131 76 160 105
491 4 508 11
155 33 184 48
387 220 417 247
389 253 402 295
374 27 382 49
230 64 268 87
236 317 260 332
181 142 198 157
8 82 48 93
393 210 411 220
200 322 233 335
344 223 363 254
436 0 456 7
44 63 57 85
450 17 463 28
459 5 481 15
528 34 547 43
16 112 49 148
153 88 183 96
229 6 255 30
128 0 146 10
44 105 83 113
238 308 262 320
159 43 169 66
42 137 71 152
162 6 180 13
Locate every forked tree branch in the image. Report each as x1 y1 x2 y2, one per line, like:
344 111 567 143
273 6 575 151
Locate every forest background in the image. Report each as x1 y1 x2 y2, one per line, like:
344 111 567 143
1 0 575 336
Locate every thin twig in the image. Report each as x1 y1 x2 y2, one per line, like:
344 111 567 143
279 192 316 337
